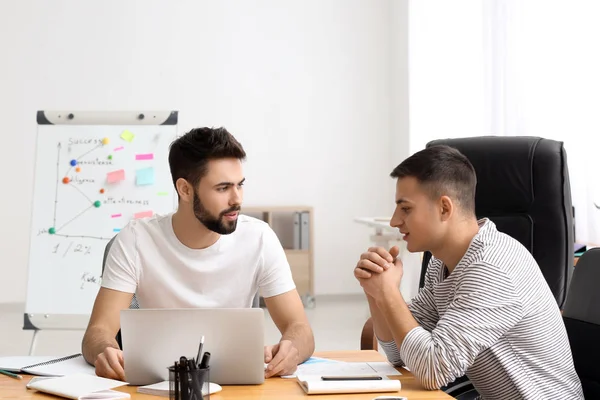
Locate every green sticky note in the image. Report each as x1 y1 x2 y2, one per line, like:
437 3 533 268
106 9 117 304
157 191 169 196
136 167 155 186
120 130 135 142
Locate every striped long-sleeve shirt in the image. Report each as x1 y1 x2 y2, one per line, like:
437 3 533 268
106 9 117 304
379 218 583 400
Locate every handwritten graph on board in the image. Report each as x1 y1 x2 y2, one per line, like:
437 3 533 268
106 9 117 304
27 123 177 315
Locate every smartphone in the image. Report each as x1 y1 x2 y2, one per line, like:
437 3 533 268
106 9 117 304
372 397 408 400
321 375 383 381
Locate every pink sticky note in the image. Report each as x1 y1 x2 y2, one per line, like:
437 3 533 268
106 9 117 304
106 169 125 183
134 210 153 219
135 153 154 161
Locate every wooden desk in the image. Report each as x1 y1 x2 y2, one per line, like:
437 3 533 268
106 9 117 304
1 350 452 399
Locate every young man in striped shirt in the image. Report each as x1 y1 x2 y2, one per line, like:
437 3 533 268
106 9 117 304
354 145 583 399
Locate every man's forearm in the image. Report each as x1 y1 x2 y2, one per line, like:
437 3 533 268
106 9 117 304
366 295 394 342
281 322 315 362
82 326 120 365
376 290 420 349
377 289 420 348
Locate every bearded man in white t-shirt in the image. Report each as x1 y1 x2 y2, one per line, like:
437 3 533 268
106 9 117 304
82 127 315 381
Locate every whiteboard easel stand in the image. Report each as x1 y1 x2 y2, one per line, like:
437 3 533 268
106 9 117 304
24 313 92 355
24 110 179 355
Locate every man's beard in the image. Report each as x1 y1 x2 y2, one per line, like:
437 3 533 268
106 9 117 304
192 190 240 235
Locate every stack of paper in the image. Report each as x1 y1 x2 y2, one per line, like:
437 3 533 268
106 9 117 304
283 357 402 395
296 375 401 395
26 374 129 400
282 357 402 379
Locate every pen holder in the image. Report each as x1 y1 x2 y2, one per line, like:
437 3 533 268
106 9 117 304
168 365 210 400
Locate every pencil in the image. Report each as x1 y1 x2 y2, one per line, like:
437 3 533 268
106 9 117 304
0 369 23 380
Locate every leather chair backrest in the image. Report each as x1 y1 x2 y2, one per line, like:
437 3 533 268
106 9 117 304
419 136 574 307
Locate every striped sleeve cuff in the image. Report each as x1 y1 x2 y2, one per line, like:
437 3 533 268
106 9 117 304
399 326 430 370
377 336 405 367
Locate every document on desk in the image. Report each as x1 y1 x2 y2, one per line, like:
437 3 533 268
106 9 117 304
282 359 402 378
296 374 401 395
26 374 129 399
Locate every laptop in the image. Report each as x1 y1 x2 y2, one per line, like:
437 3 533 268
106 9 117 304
120 308 265 386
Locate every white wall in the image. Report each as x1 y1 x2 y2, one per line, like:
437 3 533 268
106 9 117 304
408 0 487 153
0 0 408 302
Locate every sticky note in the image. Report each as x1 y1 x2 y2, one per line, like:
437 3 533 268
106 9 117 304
113 228 121 232
136 167 155 186
120 130 135 142
107 169 125 183
135 153 154 161
157 191 169 196
134 210 153 219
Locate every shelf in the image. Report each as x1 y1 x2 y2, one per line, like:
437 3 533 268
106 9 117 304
283 249 310 254
243 205 313 213
242 206 314 305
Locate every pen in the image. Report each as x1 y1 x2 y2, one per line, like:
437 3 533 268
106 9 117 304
199 352 211 369
0 370 23 380
195 335 205 367
179 357 189 398
188 359 202 400
321 375 383 381
187 359 196 371
173 362 180 400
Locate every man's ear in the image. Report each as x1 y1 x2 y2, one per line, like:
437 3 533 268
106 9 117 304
176 178 193 202
440 195 454 222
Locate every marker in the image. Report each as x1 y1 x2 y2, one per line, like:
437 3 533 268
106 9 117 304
199 352 211 369
321 375 383 381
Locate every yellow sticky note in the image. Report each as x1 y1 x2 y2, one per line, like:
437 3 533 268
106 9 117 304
120 130 135 142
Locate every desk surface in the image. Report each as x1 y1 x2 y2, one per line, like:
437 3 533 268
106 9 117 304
1 350 452 399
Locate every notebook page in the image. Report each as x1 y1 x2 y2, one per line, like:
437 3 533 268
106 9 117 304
296 374 401 395
0 356 58 372
22 354 96 377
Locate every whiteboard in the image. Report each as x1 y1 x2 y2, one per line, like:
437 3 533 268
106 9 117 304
25 111 178 330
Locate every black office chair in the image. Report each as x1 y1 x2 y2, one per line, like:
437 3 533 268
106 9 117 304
360 136 575 398
562 248 600 398
422 136 574 305
423 136 574 398
101 236 260 349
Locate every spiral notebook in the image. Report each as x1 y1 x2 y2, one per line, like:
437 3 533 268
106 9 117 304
0 354 96 377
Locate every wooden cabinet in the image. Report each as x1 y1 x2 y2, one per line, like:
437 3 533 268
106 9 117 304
242 206 315 308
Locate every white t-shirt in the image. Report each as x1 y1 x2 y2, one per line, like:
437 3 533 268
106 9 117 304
101 213 296 308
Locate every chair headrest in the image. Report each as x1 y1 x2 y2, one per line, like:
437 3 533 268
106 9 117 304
427 136 564 214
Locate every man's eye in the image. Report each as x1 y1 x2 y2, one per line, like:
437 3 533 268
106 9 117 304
402 207 411 213
217 187 227 192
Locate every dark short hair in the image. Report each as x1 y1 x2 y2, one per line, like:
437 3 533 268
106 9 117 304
390 145 477 213
168 127 246 187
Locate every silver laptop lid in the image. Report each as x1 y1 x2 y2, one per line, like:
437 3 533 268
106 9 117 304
120 308 265 386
